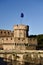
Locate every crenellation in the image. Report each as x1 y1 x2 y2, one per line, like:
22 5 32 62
0 30 13 37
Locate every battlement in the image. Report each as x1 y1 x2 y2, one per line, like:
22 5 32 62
14 24 29 31
0 30 13 37
13 24 29 38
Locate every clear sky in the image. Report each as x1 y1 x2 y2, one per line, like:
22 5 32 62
0 0 43 35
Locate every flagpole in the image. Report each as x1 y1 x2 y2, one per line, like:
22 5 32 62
20 13 24 24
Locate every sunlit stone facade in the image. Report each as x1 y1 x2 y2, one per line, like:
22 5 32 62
0 24 37 50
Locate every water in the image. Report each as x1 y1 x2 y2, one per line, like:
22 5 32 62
7 61 42 65
7 61 25 65
0 57 42 65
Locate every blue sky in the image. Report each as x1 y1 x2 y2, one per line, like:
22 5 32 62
0 0 43 35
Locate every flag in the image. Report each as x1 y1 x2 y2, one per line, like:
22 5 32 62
21 13 24 18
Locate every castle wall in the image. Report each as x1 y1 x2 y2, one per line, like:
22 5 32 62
0 37 15 50
13 24 37 50
0 24 37 50
0 30 13 37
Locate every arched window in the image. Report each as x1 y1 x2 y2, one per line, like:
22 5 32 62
8 32 10 35
4 31 6 34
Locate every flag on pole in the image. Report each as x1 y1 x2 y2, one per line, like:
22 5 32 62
21 13 24 18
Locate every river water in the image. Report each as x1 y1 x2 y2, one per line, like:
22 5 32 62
7 61 33 65
7 61 41 65
0 58 42 65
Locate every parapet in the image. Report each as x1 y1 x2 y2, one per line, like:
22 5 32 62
0 30 13 37
13 24 29 31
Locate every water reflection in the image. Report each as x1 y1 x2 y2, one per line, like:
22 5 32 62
7 61 42 65
0 57 42 65
7 61 24 65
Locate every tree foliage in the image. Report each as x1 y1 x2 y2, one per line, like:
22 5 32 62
37 34 43 49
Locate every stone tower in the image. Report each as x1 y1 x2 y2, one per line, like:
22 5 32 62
13 24 29 38
13 24 29 50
